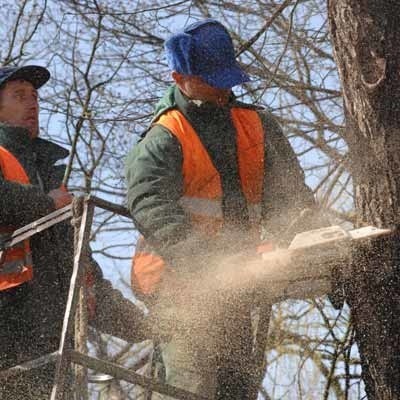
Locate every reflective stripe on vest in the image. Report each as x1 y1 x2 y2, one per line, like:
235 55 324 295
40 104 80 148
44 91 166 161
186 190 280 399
0 146 34 291
132 108 265 294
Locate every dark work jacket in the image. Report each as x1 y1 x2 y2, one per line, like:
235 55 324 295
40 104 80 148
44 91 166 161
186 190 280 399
0 124 143 370
125 86 324 265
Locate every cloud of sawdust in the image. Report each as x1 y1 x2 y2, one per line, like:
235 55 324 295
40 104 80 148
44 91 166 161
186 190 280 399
146 232 293 355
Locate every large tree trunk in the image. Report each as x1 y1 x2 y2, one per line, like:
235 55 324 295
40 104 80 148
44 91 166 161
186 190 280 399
328 1 400 398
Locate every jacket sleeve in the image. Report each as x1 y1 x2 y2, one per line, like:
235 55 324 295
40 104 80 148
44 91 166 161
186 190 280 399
88 255 146 343
260 111 328 245
261 113 345 308
125 128 188 250
0 173 56 227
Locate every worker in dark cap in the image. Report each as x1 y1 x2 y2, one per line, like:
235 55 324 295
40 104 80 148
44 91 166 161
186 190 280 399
0 65 144 399
125 19 324 399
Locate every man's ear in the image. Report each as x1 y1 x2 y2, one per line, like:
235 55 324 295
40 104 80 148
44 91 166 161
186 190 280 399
172 71 183 85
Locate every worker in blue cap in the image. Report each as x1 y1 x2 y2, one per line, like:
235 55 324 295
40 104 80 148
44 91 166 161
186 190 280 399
126 19 322 399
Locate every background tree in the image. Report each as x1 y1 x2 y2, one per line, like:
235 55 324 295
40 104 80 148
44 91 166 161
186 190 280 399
328 1 400 399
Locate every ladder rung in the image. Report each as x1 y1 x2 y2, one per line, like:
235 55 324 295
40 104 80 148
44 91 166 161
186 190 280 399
4 206 73 248
0 351 59 378
70 350 210 400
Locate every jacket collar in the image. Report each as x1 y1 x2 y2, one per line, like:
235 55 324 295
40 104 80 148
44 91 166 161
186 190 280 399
0 123 32 155
33 137 69 166
0 123 69 165
151 85 262 124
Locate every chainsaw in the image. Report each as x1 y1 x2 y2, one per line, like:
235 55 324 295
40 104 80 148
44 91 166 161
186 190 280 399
259 223 392 300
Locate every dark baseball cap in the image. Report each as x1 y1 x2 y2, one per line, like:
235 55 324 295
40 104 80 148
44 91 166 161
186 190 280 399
164 19 250 89
0 65 50 89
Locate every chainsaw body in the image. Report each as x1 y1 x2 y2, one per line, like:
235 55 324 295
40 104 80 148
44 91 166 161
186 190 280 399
260 225 391 300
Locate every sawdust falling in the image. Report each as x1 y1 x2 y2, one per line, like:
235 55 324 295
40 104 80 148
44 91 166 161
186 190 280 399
150 237 294 335
145 234 296 398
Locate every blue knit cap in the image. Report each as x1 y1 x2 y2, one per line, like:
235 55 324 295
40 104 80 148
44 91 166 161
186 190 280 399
165 19 250 89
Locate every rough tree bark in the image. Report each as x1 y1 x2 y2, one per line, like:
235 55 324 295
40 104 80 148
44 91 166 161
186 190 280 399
328 1 400 399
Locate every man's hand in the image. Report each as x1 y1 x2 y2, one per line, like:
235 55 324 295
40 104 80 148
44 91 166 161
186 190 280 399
48 187 73 209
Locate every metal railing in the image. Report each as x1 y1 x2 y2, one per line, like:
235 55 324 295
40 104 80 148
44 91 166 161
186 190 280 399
1 195 208 400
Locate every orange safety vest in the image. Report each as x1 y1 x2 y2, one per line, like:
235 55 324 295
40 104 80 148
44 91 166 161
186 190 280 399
132 108 265 295
0 146 34 291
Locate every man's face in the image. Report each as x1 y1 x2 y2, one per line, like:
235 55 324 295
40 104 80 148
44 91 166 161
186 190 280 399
172 72 231 106
0 80 39 138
